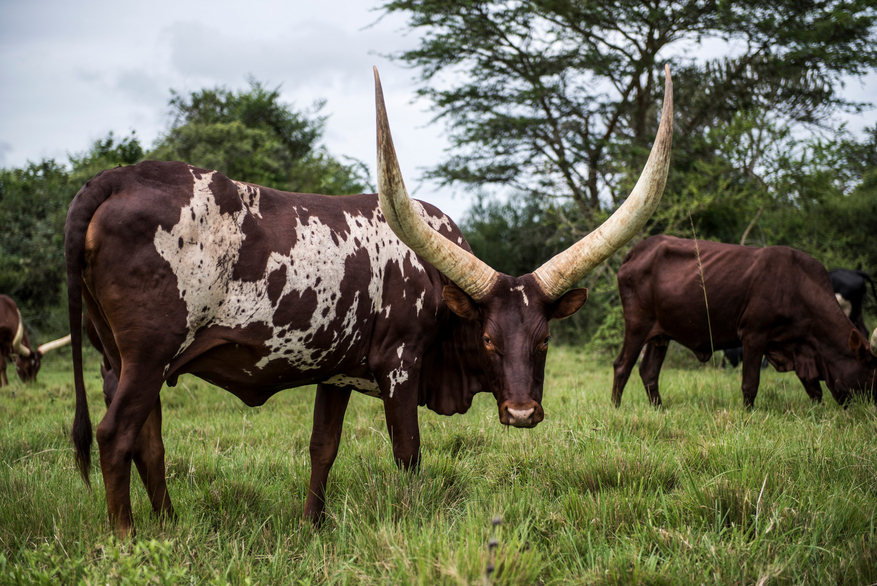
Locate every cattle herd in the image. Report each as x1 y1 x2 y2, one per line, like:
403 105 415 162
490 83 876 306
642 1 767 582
1 66 874 537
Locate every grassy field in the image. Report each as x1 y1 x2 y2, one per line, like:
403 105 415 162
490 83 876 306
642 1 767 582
1 345 876 585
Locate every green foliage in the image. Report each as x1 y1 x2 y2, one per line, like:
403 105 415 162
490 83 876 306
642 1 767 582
150 79 371 195
0 160 73 335
68 131 145 187
585 302 625 357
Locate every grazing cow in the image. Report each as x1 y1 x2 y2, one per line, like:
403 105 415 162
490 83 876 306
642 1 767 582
612 236 877 408
0 294 71 385
722 268 876 367
829 269 875 336
65 67 673 536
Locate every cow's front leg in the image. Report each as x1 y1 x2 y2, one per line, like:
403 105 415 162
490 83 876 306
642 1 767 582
304 383 351 525
379 366 421 470
798 377 823 403
740 343 766 409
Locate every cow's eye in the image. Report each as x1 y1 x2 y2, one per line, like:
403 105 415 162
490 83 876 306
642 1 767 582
483 335 492 347
541 336 551 350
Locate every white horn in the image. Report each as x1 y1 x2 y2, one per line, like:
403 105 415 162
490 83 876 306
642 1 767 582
38 334 72 355
12 309 31 357
375 67 499 301
533 64 674 300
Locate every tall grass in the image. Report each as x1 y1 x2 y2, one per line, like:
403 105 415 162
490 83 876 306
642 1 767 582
1 346 875 585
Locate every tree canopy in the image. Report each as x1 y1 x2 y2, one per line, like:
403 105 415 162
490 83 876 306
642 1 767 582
382 0 877 221
150 79 371 195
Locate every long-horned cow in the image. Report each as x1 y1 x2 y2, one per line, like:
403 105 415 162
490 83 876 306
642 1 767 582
0 294 71 386
65 67 673 536
611 236 877 408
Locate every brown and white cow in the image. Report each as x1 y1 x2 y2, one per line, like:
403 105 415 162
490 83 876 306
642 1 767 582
611 235 877 408
65 67 673 536
0 294 71 386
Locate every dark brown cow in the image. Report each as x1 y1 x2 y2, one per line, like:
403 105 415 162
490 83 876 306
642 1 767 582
612 235 877 408
0 294 71 385
65 67 673 536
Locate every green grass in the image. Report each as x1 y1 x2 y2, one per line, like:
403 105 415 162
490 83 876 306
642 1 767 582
1 345 876 585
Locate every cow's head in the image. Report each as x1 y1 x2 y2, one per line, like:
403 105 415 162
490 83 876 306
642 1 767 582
374 66 674 427
843 326 877 402
13 334 71 383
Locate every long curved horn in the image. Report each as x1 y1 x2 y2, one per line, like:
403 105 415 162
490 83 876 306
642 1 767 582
12 309 31 357
375 67 499 301
38 334 72 355
533 65 674 300
870 326 877 357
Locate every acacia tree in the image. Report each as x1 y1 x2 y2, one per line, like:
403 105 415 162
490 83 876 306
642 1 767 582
381 0 877 224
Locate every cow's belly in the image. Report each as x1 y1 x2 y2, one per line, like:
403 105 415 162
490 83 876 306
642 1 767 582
177 338 374 406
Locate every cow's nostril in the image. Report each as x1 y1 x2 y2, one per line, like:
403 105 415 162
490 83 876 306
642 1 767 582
508 407 535 422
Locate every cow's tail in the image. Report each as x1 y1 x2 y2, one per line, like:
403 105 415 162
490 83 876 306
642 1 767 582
65 170 115 487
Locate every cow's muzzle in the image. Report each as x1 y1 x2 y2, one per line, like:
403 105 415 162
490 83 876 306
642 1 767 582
498 401 544 428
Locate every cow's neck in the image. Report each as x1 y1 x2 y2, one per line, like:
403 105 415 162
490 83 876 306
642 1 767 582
418 312 487 416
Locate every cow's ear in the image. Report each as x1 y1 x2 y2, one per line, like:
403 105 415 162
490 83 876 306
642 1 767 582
550 288 588 321
443 284 480 321
849 329 871 361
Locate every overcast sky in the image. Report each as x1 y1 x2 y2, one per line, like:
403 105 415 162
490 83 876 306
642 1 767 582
0 0 477 216
1 0 875 222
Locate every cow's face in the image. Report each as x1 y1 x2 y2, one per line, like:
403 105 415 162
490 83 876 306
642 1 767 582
14 351 40 383
443 276 588 428
842 328 877 401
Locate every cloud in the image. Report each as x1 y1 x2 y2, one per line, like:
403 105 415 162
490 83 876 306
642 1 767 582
0 141 11 167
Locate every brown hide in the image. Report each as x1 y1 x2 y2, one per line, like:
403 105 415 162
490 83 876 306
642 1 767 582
612 235 877 408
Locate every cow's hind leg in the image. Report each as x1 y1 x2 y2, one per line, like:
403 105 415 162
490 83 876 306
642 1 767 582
131 399 174 519
639 339 669 407
612 327 651 407
0 355 7 387
101 368 172 519
95 365 164 537
304 383 351 525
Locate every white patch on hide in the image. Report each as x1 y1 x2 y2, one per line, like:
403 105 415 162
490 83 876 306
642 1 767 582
511 285 529 306
323 374 381 397
153 169 447 373
235 183 262 218
415 291 425 316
